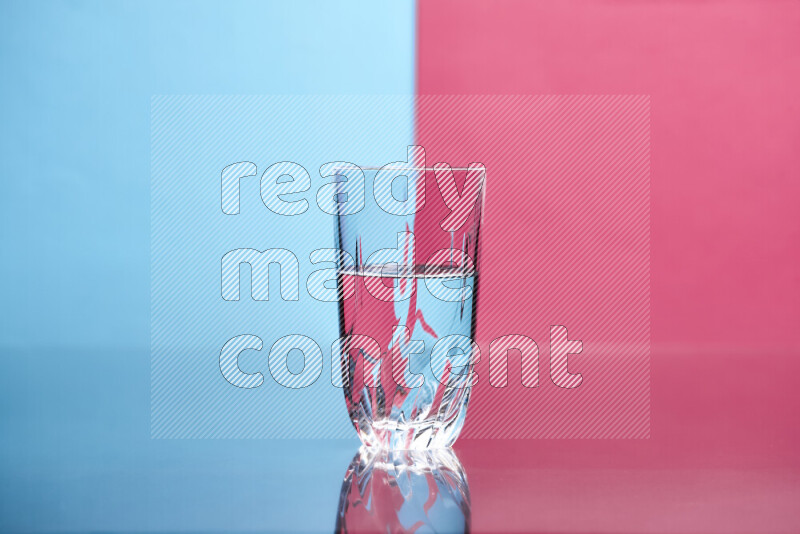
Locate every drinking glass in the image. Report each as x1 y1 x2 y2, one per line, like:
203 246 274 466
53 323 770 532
333 159 486 449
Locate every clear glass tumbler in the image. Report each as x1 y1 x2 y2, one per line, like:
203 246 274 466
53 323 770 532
333 158 486 449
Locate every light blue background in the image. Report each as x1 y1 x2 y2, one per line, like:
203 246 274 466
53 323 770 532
150 95 415 438
0 1 415 531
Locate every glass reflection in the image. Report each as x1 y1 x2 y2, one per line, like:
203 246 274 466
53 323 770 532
335 447 471 533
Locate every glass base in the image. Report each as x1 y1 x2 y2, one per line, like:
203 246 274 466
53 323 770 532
353 411 469 450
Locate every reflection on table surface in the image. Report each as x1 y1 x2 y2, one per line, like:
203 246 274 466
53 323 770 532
1 349 799 533
336 447 470 533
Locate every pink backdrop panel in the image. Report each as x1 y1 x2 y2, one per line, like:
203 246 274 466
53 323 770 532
417 1 800 530
416 0 800 350
415 95 651 439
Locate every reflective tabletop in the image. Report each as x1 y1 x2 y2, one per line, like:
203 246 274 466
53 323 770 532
1 348 798 533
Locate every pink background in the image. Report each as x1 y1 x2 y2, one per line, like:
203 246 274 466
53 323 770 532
417 1 800 531
416 95 652 439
